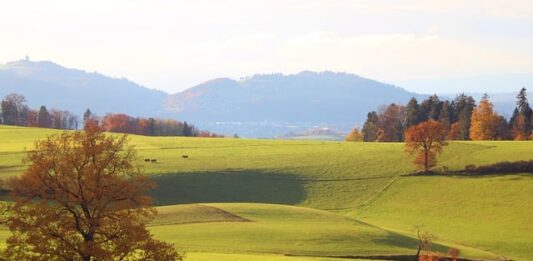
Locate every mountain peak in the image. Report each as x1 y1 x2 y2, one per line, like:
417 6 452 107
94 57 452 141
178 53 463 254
165 70 423 137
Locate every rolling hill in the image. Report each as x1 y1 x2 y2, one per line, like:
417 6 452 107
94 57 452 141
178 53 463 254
1 125 532 260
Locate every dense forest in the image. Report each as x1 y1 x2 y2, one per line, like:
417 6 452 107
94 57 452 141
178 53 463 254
352 88 532 142
0 93 220 137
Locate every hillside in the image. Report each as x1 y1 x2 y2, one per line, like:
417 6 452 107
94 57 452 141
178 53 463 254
2 59 530 138
1 125 532 260
0 59 426 137
165 71 425 137
0 59 167 117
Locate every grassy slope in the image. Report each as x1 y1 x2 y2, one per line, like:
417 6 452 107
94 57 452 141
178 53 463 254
355 175 533 260
150 203 425 257
1 125 532 260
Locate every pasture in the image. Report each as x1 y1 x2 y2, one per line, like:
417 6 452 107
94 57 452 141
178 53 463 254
0 124 532 260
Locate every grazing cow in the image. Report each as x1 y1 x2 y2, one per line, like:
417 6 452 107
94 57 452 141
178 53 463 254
144 159 150 162
182 155 189 159
150 159 157 163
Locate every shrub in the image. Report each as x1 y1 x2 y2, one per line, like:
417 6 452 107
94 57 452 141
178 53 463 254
464 164 476 172
418 252 440 261
465 160 533 174
448 247 460 261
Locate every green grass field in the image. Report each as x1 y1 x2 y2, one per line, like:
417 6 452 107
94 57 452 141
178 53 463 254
0 125 532 260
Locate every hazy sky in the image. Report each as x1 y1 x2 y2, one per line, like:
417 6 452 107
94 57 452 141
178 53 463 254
1 0 533 93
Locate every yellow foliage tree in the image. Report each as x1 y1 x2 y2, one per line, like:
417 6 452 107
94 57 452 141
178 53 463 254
469 94 500 140
345 128 363 141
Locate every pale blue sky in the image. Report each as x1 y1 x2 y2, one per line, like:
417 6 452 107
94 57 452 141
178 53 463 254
1 0 532 93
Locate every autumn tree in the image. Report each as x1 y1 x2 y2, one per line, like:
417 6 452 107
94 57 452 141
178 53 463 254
414 225 434 259
377 104 405 142
26 109 39 127
469 94 500 140
4 122 181 260
345 128 363 141
405 120 448 172
448 122 461 140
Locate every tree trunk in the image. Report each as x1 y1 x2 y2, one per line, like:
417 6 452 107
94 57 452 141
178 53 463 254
424 150 429 173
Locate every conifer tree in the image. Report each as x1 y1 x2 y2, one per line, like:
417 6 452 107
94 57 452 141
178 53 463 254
405 98 421 128
37 105 50 128
362 111 379 142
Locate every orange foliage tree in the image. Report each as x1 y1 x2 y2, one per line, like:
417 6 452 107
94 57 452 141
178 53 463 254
512 114 528 140
4 122 181 260
345 128 363 141
448 122 461 140
469 94 500 140
405 120 448 172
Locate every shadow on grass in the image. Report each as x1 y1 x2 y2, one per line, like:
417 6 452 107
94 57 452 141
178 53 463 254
149 170 306 206
372 231 450 255
354 220 460 260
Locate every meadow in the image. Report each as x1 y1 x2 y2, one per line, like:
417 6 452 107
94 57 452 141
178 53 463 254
0 125 532 260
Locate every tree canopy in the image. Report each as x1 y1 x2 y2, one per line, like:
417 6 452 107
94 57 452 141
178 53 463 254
4 122 181 261
405 120 448 172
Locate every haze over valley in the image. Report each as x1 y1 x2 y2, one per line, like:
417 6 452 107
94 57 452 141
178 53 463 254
1 58 529 137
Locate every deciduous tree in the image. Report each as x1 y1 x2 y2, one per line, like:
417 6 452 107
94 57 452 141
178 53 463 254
469 94 500 140
345 128 363 141
414 225 434 259
4 122 181 260
405 120 448 172
377 104 405 142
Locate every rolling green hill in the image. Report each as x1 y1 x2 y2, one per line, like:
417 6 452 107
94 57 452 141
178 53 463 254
0 124 532 260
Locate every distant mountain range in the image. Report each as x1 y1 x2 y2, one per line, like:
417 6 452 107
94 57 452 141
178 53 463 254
165 72 425 136
0 59 526 137
0 59 167 117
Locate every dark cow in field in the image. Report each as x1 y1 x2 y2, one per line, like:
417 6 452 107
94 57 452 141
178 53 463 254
150 159 157 163
144 159 150 162
182 155 189 159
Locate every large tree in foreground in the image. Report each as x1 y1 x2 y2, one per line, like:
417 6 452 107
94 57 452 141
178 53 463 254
4 122 181 261
405 120 448 173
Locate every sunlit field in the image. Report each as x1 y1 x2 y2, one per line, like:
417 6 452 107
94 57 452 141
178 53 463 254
0 125 532 260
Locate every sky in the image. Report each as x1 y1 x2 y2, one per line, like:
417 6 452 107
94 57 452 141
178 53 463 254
1 0 533 94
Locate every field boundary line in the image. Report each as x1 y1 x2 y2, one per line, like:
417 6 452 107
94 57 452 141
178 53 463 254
357 175 400 208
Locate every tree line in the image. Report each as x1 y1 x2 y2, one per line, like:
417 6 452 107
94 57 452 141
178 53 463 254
85 109 221 137
348 88 533 142
1 93 79 130
0 93 221 137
